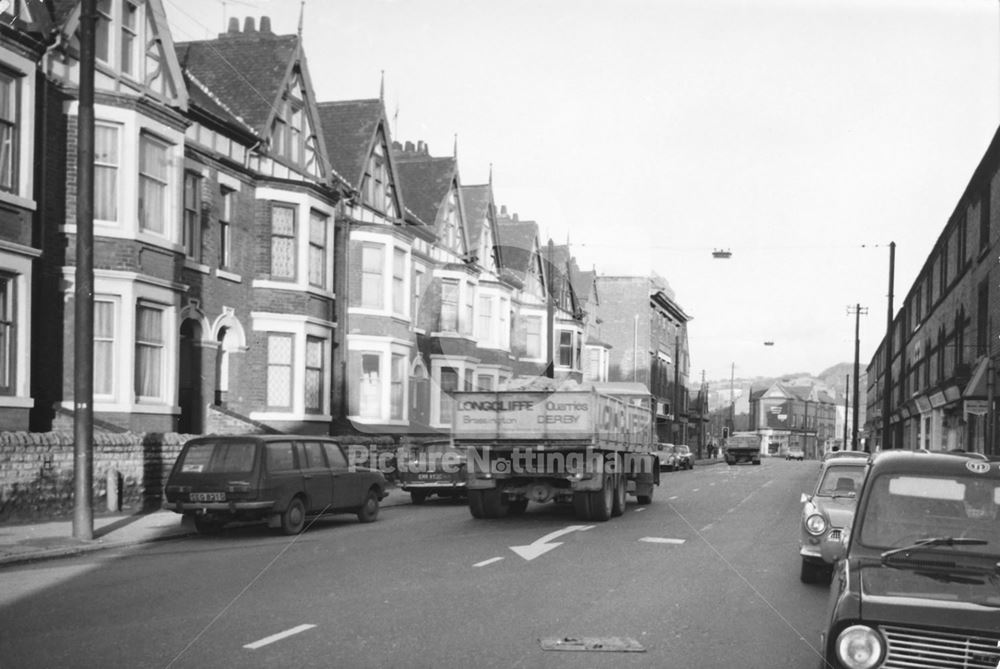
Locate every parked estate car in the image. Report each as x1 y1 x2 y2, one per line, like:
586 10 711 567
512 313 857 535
799 454 869 583
817 450 1000 669
397 440 468 504
163 434 389 535
672 444 694 470
656 443 678 472
786 447 805 461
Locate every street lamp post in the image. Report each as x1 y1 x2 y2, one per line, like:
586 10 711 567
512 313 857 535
847 304 868 451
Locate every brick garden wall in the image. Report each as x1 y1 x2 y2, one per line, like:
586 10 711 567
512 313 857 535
0 431 190 523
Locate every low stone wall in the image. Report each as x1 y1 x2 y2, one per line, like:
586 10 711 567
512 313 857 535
0 431 190 523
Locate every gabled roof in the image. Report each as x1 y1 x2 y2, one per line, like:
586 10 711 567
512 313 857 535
496 218 539 277
316 99 385 189
175 17 300 136
460 183 491 253
392 145 458 230
182 69 257 139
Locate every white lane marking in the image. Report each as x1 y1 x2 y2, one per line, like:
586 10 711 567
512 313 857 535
474 557 504 567
700 524 714 532
244 624 316 650
639 537 686 545
669 496 679 500
634 507 646 512
693 488 700 492
510 525 595 561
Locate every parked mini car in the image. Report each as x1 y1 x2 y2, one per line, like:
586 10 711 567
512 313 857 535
656 443 678 472
817 450 1000 668
799 454 869 583
397 440 467 504
163 434 389 535
786 447 805 461
672 444 693 470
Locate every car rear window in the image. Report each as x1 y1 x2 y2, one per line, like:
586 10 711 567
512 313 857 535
816 465 865 496
179 440 256 473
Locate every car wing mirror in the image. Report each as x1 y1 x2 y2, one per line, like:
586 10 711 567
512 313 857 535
800 493 810 504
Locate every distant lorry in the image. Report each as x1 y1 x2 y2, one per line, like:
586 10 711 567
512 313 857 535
450 381 659 521
724 432 762 465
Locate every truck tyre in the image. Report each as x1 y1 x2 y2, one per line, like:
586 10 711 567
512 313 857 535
508 499 528 514
573 491 592 520
611 474 626 517
482 488 509 518
589 475 613 522
636 483 654 505
468 490 486 518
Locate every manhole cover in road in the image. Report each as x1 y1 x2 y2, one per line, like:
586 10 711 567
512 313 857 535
539 636 645 652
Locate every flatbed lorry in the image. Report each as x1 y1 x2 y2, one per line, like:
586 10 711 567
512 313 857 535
450 382 659 521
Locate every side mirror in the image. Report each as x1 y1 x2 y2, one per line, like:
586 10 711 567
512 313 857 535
800 493 810 504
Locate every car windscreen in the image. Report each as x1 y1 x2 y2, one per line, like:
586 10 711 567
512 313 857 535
815 465 865 496
858 473 1000 554
177 440 257 474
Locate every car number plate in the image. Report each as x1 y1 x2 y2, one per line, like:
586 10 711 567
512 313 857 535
418 473 446 481
190 492 225 502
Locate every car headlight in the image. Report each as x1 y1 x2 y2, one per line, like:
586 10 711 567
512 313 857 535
836 625 883 669
805 513 828 535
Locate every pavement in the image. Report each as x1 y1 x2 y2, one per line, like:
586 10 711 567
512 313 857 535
0 457 726 567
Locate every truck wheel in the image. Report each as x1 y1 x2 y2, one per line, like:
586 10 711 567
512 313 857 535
589 475 613 522
573 491 592 520
280 496 306 535
482 488 509 518
508 499 528 514
468 490 486 518
636 483 654 505
611 474 626 517
410 490 428 505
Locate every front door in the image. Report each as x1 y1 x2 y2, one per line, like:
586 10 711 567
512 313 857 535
300 441 335 513
324 442 365 509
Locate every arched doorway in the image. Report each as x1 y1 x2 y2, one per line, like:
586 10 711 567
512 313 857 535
178 318 203 434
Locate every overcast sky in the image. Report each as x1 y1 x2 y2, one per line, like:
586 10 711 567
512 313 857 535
165 0 1000 383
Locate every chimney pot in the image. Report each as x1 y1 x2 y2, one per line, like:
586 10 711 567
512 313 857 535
260 16 271 32
513 213 519 221
500 205 507 216
404 141 415 152
243 17 256 32
227 17 239 33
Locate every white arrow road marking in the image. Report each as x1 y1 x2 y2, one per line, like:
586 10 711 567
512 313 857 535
510 525 594 561
244 624 316 650
474 557 504 567
639 537 686 545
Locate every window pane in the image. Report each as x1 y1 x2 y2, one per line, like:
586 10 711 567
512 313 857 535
359 353 381 418
138 136 168 233
0 275 12 393
390 353 404 419
392 248 405 313
305 336 323 412
439 368 457 425
135 305 163 398
271 205 296 279
361 244 384 308
308 211 326 287
94 300 114 395
441 280 458 332
266 334 293 408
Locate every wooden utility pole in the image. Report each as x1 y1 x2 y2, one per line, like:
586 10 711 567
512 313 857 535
73 0 96 540
882 242 895 450
847 304 868 451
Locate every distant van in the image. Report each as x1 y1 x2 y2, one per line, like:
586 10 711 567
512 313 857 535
163 434 389 535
